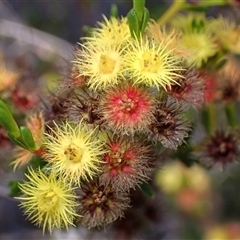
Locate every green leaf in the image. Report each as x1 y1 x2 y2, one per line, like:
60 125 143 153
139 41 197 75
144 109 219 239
8 132 28 149
215 58 228 70
20 126 36 150
140 182 155 198
127 8 140 39
140 7 150 33
133 0 145 23
8 180 22 197
0 100 20 137
191 18 205 33
30 155 47 169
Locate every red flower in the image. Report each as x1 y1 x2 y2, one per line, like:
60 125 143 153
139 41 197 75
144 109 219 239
100 84 155 134
100 136 151 191
166 69 205 107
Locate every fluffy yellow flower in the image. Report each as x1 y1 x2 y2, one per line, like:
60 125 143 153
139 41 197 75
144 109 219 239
16 167 79 233
43 121 105 185
147 20 193 59
87 15 131 46
11 112 45 171
170 13 219 68
74 42 126 91
180 32 219 68
214 17 240 54
124 37 183 89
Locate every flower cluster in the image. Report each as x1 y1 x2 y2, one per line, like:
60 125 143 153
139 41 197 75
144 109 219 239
11 14 192 233
2 1 240 236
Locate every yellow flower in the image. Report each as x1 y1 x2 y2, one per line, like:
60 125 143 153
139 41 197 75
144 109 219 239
43 121 105 185
11 112 45 171
86 15 131 46
215 17 240 54
124 37 183 89
147 20 193 59
180 32 219 68
16 167 79 233
74 41 126 91
170 13 219 68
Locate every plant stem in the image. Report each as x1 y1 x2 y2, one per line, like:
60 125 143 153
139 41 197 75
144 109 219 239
202 104 216 134
225 103 237 127
157 0 185 26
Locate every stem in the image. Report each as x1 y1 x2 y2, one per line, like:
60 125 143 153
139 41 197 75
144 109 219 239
202 104 216 134
225 103 237 127
157 0 185 26
207 104 216 134
182 0 227 10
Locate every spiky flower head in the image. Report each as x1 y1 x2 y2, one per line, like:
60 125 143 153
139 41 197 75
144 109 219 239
43 121 105 185
41 92 71 126
214 17 240 54
179 32 219 68
74 40 126 91
16 167 79 233
148 96 191 150
12 112 45 171
100 135 151 191
0 63 18 92
26 112 45 148
124 37 183 90
166 68 205 107
171 13 219 68
197 130 240 170
99 83 155 134
59 65 88 92
215 79 240 105
77 179 130 228
146 20 193 59
87 15 131 46
68 88 102 127
10 74 40 111
213 56 240 104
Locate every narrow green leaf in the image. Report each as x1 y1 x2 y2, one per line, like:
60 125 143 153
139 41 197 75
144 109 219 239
140 7 149 33
20 126 36 150
30 155 47 169
8 132 28 149
215 58 227 70
127 8 140 39
140 182 155 198
133 0 145 23
8 180 22 197
0 107 20 138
